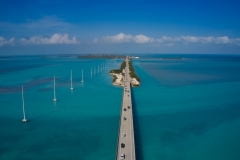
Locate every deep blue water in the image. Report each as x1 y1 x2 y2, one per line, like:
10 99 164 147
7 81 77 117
1 54 240 160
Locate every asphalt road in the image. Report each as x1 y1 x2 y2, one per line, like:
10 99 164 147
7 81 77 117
116 57 136 160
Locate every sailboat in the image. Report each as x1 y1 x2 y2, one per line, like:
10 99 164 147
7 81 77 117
70 70 73 90
81 69 84 83
53 76 57 102
22 86 27 122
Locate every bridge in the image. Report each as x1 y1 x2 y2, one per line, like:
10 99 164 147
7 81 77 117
116 57 136 160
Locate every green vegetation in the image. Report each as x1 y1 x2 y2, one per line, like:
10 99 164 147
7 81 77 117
109 57 140 87
109 61 126 74
128 60 141 82
112 75 117 82
110 69 121 74
120 61 126 72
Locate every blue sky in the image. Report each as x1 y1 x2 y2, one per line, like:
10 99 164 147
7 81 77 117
0 0 240 55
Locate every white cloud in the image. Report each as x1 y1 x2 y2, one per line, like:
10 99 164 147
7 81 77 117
134 34 153 43
20 33 79 45
156 36 237 45
102 33 133 43
98 33 240 46
0 36 15 46
101 33 153 43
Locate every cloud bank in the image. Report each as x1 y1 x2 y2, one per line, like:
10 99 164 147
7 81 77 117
102 33 153 43
98 33 240 45
20 33 79 45
0 37 15 46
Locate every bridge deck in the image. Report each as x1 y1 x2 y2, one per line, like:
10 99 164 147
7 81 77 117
116 58 135 160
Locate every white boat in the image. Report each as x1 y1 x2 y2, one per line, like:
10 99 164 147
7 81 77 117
22 86 27 122
53 76 57 102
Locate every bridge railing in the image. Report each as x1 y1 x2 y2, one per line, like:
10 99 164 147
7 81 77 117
115 81 126 160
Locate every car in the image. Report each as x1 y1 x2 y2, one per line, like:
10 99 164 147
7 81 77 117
123 117 127 120
128 106 130 109
120 153 125 159
121 143 125 148
122 133 126 137
124 108 127 111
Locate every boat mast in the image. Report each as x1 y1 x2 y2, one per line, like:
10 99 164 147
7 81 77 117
22 86 27 122
53 76 57 102
71 70 73 90
81 69 84 83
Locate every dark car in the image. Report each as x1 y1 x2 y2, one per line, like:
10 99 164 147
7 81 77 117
121 143 125 148
124 108 127 111
123 117 127 120
128 106 130 109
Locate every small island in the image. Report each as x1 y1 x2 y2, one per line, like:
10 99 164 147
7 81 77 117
110 57 140 87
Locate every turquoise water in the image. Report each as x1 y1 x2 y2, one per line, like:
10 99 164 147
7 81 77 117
132 54 240 160
0 56 122 160
1 54 240 159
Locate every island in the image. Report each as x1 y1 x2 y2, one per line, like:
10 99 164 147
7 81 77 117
109 57 140 87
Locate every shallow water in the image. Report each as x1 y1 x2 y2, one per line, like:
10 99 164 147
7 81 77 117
0 56 121 160
132 54 240 160
1 54 240 160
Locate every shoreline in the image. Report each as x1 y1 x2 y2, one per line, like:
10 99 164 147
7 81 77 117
109 57 140 87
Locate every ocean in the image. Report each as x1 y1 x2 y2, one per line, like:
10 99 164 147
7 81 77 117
1 54 240 160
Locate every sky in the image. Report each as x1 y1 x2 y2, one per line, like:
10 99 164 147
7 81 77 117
0 0 240 55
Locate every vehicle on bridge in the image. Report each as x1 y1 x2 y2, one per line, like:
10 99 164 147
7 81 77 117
120 153 125 159
122 133 126 137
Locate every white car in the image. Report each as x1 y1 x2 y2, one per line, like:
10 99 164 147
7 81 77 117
122 133 126 137
120 154 125 159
